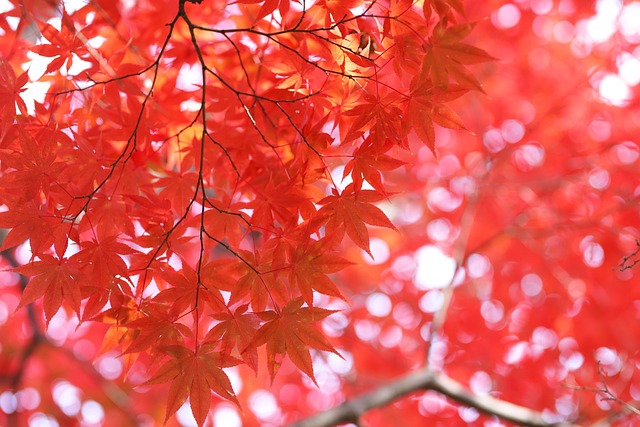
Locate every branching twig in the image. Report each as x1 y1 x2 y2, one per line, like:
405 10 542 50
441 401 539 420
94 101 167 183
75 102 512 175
565 361 640 417
289 368 580 427
618 239 640 271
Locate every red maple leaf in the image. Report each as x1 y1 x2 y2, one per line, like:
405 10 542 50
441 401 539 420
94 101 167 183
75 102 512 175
0 200 69 257
13 255 82 324
205 303 260 372
146 344 240 427
404 82 470 155
30 13 90 74
0 54 28 118
314 184 397 256
343 92 405 145
287 238 353 306
421 21 495 91
155 263 228 315
343 137 406 194
123 302 193 355
251 298 341 384
156 171 199 215
202 253 280 312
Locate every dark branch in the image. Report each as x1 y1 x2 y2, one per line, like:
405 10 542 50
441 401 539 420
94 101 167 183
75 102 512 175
289 368 580 427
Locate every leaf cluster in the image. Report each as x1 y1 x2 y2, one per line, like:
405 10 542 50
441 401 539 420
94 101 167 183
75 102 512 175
0 0 491 424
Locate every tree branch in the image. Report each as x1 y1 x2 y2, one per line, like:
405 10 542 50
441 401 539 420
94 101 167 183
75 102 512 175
289 368 580 427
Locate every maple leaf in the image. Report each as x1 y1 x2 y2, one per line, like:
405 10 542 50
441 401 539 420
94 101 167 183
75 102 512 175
123 308 192 355
314 184 397 256
234 0 291 23
343 92 404 145
404 82 470 155
343 137 406 194
421 21 495 91
201 254 281 312
287 238 353 306
251 298 341 384
13 255 82 324
200 197 250 249
126 191 175 238
258 0 291 22
89 294 144 376
155 263 228 315
0 200 69 257
80 195 136 239
265 53 315 94
424 0 466 22
0 127 63 202
240 178 314 234
146 344 240 427
313 0 361 28
30 12 90 74
80 275 133 321
156 171 199 215
71 235 137 283
205 303 260 372
0 54 28 118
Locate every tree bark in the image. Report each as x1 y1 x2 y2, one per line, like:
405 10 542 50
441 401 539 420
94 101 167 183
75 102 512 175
289 368 581 427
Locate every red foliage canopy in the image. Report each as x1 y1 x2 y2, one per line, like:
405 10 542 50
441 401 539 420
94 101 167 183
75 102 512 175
1 0 639 426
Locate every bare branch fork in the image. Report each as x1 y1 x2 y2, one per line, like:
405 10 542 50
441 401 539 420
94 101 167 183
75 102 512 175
289 368 580 427
565 361 640 418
